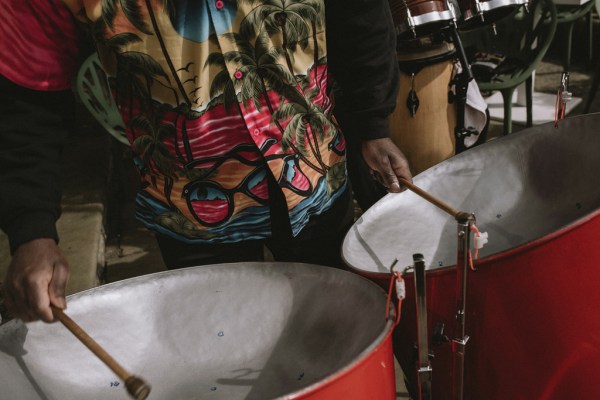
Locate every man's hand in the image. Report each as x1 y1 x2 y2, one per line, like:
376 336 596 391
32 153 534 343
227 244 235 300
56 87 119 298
361 137 413 192
3 238 69 323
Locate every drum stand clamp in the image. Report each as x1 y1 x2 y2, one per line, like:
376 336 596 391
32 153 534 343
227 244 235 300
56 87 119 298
555 71 572 128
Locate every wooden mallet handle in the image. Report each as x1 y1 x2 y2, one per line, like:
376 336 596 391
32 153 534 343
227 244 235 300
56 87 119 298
51 306 151 400
399 178 472 221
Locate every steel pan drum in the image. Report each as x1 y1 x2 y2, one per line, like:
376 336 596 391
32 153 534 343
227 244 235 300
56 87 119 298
342 113 600 399
0 263 396 400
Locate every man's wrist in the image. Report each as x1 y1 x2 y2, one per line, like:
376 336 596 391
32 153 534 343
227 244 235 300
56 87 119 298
4 212 59 254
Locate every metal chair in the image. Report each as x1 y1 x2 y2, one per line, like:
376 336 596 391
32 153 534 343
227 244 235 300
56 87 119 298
75 53 134 241
460 0 558 134
75 53 129 146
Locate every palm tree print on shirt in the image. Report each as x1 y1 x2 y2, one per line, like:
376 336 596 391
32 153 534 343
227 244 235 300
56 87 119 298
87 0 344 240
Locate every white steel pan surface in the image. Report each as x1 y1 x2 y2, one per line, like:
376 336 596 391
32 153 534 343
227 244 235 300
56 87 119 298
0 262 395 400
343 113 600 275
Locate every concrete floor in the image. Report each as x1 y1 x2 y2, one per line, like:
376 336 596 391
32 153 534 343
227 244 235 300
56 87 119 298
2 16 600 398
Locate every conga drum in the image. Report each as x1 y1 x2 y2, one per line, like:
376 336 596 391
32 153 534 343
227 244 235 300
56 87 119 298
342 114 600 399
457 0 528 30
389 0 456 40
392 37 457 175
0 263 397 399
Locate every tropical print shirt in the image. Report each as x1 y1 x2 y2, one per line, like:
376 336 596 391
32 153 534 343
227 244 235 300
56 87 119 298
0 0 399 247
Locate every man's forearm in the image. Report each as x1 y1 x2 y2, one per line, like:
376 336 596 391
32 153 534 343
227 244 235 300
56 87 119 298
0 74 74 253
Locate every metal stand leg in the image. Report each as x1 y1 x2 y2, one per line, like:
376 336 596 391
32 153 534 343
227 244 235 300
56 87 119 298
414 254 432 400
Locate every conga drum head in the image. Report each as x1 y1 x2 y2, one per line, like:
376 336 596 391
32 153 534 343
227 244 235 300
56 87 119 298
0 263 396 400
343 113 600 399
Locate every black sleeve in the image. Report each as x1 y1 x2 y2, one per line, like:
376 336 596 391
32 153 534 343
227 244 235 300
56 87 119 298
0 74 75 253
326 0 399 140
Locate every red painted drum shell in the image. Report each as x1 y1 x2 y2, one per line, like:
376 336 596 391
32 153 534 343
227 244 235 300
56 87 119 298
342 113 600 399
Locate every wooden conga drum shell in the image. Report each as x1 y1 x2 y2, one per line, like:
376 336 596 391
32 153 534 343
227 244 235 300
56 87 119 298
388 0 455 39
390 56 456 175
342 113 600 399
0 263 396 399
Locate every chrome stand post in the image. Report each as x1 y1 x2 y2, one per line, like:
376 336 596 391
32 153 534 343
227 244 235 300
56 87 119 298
413 253 432 400
452 214 475 400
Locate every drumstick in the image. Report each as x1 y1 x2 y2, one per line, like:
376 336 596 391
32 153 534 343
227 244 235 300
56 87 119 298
50 306 151 400
399 178 472 221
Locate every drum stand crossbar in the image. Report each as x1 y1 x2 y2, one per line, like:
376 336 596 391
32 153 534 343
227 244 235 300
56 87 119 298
399 179 475 400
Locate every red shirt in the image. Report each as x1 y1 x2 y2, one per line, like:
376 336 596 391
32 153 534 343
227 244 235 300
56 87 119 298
0 0 82 91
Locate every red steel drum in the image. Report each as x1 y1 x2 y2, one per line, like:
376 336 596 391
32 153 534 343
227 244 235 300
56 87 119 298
342 113 600 399
0 262 396 400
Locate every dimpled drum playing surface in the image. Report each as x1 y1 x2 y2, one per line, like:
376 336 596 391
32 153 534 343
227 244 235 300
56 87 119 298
342 113 600 399
0 263 396 400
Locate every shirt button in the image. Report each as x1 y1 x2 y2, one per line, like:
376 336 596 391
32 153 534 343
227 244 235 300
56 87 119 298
253 129 260 136
215 0 224 10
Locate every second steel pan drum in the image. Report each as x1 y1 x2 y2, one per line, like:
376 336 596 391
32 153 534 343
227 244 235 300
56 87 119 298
0 263 396 400
342 113 600 399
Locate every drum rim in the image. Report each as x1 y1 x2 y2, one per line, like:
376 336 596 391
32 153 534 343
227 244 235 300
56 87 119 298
477 0 528 13
343 113 600 278
276 321 395 399
57 261 390 301
344 205 600 279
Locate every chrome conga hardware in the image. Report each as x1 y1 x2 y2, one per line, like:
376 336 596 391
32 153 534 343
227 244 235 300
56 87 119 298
403 4 418 38
555 71 572 127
